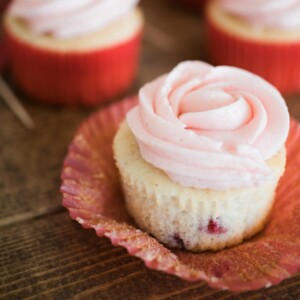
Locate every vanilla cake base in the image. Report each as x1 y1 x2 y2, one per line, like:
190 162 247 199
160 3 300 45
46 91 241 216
113 121 286 252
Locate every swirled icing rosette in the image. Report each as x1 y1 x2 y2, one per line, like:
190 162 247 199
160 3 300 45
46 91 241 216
127 61 289 190
220 0 300 30
9 0 139 38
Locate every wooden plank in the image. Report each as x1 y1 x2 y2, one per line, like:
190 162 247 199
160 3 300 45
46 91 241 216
0 100 91 224
286 95 300 120
0 212 299 299
0 0 299 297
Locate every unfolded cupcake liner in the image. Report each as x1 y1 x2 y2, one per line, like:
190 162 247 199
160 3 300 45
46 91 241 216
206 18 300 94
61 96 300 291
5 29 142 106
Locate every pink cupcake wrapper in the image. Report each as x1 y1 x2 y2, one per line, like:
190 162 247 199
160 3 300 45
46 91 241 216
61 96 300 291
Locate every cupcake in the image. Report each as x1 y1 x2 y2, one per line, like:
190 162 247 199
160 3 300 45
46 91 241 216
4 0 143 106
113 61 290 252
206 0 300 94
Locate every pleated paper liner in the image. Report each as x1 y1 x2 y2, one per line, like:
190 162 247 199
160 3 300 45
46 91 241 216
61 97 300 291
5 27 142 106
206 17 300 95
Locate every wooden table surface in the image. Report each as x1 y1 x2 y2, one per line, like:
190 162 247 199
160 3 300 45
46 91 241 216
1 1 300 299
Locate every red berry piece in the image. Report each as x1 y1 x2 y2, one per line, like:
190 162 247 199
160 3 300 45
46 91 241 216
206 218 227 234
173 234 186 249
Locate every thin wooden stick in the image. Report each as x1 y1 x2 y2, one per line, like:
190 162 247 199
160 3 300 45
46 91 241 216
0 77 35 130
144 23 176 53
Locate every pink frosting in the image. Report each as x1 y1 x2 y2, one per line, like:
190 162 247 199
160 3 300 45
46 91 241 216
127 61 289 190
8 0 139 39
220 0 300 30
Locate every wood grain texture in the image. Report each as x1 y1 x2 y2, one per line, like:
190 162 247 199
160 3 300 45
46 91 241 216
0 100 91 226
0 0 300 298
0 213 299 300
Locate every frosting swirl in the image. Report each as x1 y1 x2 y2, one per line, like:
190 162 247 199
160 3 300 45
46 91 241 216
8 0 139 39
127 61 289 190
219 0 300 30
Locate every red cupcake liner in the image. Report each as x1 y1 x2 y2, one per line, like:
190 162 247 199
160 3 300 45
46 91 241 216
61 96 300 291
207 17 300 94
5 27 142 106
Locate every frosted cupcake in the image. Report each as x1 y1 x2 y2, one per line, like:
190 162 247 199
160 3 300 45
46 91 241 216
113 61 289 252
206 0 300 94
4 0 143 106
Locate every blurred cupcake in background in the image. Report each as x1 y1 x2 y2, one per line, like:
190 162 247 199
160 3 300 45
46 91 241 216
4 0 143 106
206 0 300 94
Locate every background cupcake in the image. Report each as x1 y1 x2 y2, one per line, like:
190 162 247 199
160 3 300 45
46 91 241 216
4 0 143 106
206 0 300 94
114 61 289 252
